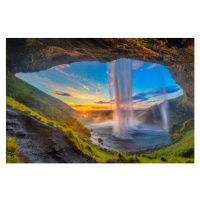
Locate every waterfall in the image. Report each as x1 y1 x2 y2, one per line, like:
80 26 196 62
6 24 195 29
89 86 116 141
107 58 135 138
107 58 169 138
158 65 169 130
160 100 168 129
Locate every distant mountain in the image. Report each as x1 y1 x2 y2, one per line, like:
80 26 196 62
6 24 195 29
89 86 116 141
138 95 194 126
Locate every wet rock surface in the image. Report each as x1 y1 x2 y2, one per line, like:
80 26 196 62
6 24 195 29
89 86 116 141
6 106 96 163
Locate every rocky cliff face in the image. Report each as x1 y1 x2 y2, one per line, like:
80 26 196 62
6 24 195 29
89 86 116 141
6 38 194 108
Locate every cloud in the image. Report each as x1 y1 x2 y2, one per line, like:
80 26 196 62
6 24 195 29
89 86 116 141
146 63 159 69
83 85 89 90
96 90 101 94
58 65 65 69
73 104 84 107
132 60 161 71
77 81 82 85
149 85 182 97
98 84 102 89
54 68 80 79
91 106 108 109
146 100 159 103
58 64 71 68
31 74 51 82
93 86 181 108
171 89 183 97
133 93 149 102
54 68 70 76
132 85 182 102
94 101 110 104
132 60 144 70
65 64 71 68
65 86 79 91
72 104 93 108
51 91 72 97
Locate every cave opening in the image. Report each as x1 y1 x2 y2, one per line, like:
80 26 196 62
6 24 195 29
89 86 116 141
14 58 186 153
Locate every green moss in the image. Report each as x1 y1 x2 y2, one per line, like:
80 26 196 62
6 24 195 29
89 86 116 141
169 118 194 135
6 137 22 163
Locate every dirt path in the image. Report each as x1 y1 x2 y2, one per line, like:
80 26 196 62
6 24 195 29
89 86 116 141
6 106 96 163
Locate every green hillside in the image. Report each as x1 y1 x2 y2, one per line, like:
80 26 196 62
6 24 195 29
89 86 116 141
6 76 90 137
153 118 194 159
138 95 194 126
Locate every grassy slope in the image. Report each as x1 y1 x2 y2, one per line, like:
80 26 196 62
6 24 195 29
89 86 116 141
153 130 194 159
169 118 194 141
6 76 90 137
7 96 67 129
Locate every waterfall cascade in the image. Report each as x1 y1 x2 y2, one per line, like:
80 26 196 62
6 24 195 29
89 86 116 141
107 58 169 138
107 58 135 138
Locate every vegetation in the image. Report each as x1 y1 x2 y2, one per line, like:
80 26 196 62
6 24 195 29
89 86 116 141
154 130 194 158
6 137 22 163
7 96 62 129
6 95 116 162
169 118 194 135
98 138 103 143
169 118 194 141
65 118 194 163
167 95 194 125
6 76 90 137
7 94 194 163
6 77 194 163
141 118 194 163
66 129 118 162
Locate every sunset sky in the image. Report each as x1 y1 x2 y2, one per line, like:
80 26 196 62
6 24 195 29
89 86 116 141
16 59 183 111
